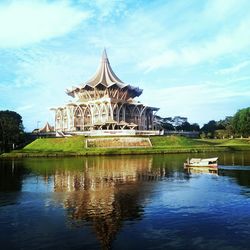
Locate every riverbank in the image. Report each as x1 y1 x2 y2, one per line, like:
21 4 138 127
1 136 250 158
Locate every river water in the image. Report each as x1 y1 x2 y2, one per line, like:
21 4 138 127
0 152 250 250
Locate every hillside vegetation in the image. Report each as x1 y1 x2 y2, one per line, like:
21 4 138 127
1 135 250 157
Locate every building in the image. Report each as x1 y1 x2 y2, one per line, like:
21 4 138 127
51 50 159 132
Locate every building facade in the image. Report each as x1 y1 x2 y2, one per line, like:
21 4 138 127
51 50 159 132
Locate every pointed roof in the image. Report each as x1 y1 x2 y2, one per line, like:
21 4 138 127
85 49 125 88
39 122 54 132
67 49 143 98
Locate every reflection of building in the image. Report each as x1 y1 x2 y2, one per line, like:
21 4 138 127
51 50 159 132
54 157 153 192
53 156 160 249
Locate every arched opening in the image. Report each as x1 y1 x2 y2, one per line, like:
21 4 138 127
63 109 68 131
132 107 140 129
56 109 63 131
100 104 108 123
74 106 84 131
125 106 133 124
83 106 92 129
92 104 100 124
113 104 119 123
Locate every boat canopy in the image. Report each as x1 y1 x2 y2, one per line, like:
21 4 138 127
190 157 218 164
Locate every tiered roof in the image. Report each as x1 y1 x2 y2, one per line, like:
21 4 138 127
67 49 143 98
39 122 54 132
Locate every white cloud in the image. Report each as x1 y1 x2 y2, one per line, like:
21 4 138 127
136 0 250 72
1 0 250 130
0 1 91 48
16 104 33 112
89 0 126 19
217 61 250 75
139 16 250 71
141 79 250 124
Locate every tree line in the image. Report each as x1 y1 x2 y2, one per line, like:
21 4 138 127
0 110 25 153
160 107 250 138
200 107 250 138
0 107 249 153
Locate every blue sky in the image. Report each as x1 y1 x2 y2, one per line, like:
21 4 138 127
0 0 250 131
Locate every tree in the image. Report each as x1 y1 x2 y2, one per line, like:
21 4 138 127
232 107 250 137
190 123 200 131
161 122 175 131
201 120 217 138
215 117 234 138
176 122 200 132
0 110 24 152
176 121 191 131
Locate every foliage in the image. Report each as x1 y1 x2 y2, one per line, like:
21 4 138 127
2 135 250 158
0 110 25 152
232 107 250 137
201 120 217 138
176 122 200 132
161 122 175 130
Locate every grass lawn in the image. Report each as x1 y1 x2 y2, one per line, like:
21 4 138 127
23 136 85 152
1 135 250 158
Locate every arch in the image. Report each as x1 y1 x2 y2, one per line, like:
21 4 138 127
145 109 153 130
123 105 133 124
117 103 125 122
63 108 68 131
74 106 84 131
100 103 109 123
113 103 119 122
140 108 147 130
92 104 101 124
131 106 140 128
83 106 92 126
56 109 63 131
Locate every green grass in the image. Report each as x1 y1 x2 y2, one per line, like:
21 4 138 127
1 135 250 158
151 136 209 147
23 137 85 152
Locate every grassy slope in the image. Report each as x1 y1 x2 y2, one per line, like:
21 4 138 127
197 138 250 150
24 137 85 152
1 136 250 157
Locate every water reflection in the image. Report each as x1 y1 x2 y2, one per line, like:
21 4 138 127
0 160 27 192
23 156 176 249
54 157 155 249
183 152 250 189
184 167 218 175
1 152 250 249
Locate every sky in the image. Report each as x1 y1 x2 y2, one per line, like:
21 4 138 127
0 0 250 131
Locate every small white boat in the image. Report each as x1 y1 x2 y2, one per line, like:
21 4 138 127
184 157 218 169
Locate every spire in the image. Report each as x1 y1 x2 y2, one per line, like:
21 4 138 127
102 48 108 61
66 49 143 99
84 49 125 87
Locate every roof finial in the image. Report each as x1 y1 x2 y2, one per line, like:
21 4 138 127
102 48 108 60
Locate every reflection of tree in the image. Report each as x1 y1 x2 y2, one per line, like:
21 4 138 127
0 160 28 207
22 155 191 249
0 160 27 192
53 156 156 249
219 170 250 189
152 154 191 181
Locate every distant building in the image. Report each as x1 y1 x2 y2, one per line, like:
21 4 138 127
39 122 54 133
32 122 54 133
51 50 159 132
